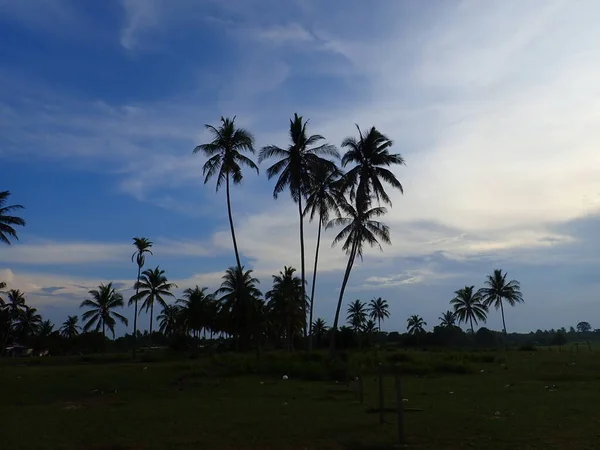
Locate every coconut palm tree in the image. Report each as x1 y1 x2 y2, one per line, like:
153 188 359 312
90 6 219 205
265 266 307 351
14 307 42 340
478 269 523 340
259 113 339 338
439 310 456 328
368 297 390 332
131 267 177 342
80 283 128 339
346 299 367 333
60 315 80 339
194 117 258 274
0 191 26 245
157 304 182 337
327 198 391 354
177 286 211 338
303 163 343 347
215 266 262 350
0 289 28 352
363 319 377 335
339 126 405 211
131 237 153 357
311 318 328 346
407 315 426 335
38 320 54 337
450 286 487 333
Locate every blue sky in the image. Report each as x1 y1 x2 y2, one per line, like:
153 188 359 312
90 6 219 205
1 0 599 335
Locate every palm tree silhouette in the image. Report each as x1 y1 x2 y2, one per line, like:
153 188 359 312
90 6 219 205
311 318 328 346
439 310 457 328
1 289 27 352
80 283 128 339
131 267 177 343
157 304 181 337
0 191 26 245
303 162 343 348
60 315 80 339
177 286 212 338
478 269 523 342
131 237 153 357
260 113 339 338
451 286 487 333
368 297 390 332
407 315 426 335
327 198 391 354
14 307 42 340
194 117 258 274
346 299 367 333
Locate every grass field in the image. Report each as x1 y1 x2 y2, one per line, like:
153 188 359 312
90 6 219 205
1 347 599 449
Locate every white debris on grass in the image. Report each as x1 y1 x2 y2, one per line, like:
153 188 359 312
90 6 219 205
282 375 289 380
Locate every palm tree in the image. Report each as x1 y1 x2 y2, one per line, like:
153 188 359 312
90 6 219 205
0 191 26 245
363 319 377 335
478 269 524 341
368 297 390 332
14 307 42 339
346 299 367 333
265 266 307 351
311 318 328 346
60 315 80 339
131 237 153 357
130 267 177 341
177 286 211 338
215 266 262 350
327 198 391 354
450 286 487 333
194 117 258 274
38 320 54 337
303 163 343 347
1 289 27 352
439 310 456 328
407 315 426 335
340 126 405 211
259 113 339 338
157 304 182 337
80 283 129 339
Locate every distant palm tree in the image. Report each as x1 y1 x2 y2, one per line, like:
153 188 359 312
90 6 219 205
363 319 377 335
260 113 339 338
131 237 153 357
80 283 129 339
327 198 391 354
177 286 211 338
38 320 54 337
311 318 328 346
0 191 26 245
14 307 42 339
157 304 182 337
346 299 367 333
407 315 426 335
60 315 80 339
340 126 405 211
439 310 456 328
131 267 177 341
303 163 343 348
368 297 390 332
478 269 523 340
1 289 28 352
194 117 258 274
450 286 487 333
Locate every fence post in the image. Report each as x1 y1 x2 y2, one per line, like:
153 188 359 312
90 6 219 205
378 364 384 424
394 372 405 445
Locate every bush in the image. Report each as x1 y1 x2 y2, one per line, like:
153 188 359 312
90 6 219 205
518 344 538 352
385 352 414 364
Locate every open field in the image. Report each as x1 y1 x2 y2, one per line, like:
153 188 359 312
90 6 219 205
1 348 600 450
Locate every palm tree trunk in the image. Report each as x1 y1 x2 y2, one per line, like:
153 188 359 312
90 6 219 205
298 197 307 339
469 316 474 335
499 299 508 349
329 242 357 357
132 263 141 359
149 301 154 346
226 173 243 273
307 216 322 351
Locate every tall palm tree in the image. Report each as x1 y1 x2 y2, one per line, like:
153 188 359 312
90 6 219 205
14 307 42 340
439 310 456 328
346 299 367 333
259 113 339 338
368 297 390 332
80 283 128 339
0 191 26 245
303 163 343 347
311 318 328 346
177 286 211 338
60 315 80 339
215 266 262 350
478 269 524 340
194 117 258 274
157 304 182 337
340 126 405 211
131 237 153 357
407 315 426 335
1 289 27 352
266 266 307 350
327 198 391 354
131 267 177 341
450 286 487 333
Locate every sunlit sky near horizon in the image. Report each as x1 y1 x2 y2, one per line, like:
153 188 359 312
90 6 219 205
1 0 599 335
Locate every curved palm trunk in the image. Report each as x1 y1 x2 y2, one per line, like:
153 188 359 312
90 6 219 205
499 299 508 349
132 264 141 359
329 242 357 357
226 173 243 274
149 300 154 346
298 197 307 340
307 216 323 351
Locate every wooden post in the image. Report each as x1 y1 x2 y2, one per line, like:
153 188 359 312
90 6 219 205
394 373 405 445
358 375 364 404
378 365 384 424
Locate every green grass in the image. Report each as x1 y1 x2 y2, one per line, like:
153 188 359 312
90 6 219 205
1 348 599 449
